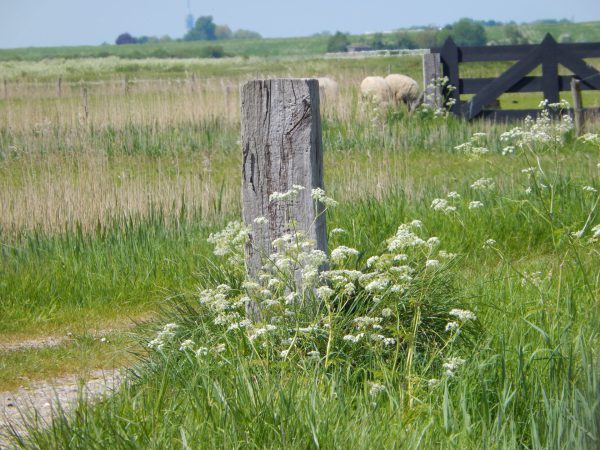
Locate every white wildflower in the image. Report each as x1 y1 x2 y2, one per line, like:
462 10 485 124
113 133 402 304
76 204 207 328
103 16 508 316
447 191 461 199
443 357 465 376
343 333 364 343
468 201 484 209
483 239 496 248
449 309 477 321
425 259 440 269
365 278 389 292
445 321 460 332
330 228 346 235
383 337 396 347
471 178 496 191
381 308 393 318
179 339 195 351
195 347 208 357
366 255 379 268
331 245 359 263
427 237 441 247
369 383 386 396
582 186 597 193
311 188 338 208
316 286 335 300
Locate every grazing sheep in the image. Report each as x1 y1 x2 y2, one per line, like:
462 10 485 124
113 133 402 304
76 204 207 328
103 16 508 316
384 74 420 111
360 76 392 107
316 77 339 103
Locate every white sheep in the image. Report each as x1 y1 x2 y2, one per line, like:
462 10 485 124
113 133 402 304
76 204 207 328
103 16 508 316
316 77 339 103
360 76 392 107
384 74 420 111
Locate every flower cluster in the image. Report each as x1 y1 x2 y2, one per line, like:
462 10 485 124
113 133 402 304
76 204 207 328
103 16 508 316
454 133 489 156
499 102 573 150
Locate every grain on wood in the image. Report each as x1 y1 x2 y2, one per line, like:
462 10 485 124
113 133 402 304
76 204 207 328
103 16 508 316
240 78 328 280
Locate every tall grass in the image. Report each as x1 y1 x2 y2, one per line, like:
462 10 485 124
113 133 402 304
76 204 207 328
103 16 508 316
1 56 599 448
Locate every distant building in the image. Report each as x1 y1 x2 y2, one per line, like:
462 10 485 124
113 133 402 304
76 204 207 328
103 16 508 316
186 13 195 31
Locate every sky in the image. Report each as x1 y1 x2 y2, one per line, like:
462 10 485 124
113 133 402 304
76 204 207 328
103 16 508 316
0 0 599 49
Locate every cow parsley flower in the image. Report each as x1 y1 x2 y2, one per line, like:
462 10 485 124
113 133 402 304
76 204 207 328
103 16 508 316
195 347 209 357
331 245 359 263
311 188 338 208
343 333 364 343
468 201 484 209
369 383 386 396
425 259 440 268
443 357 466 376
445 321 460 332
179 339 195 351
449 309 477 321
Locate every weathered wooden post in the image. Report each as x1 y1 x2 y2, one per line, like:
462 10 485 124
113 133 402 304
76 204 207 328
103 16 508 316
57 76 62 97
241 78 328 281
122 75 130 95
3 78 7 100
81 84 89 125
570 78 584 136
422 52 442 110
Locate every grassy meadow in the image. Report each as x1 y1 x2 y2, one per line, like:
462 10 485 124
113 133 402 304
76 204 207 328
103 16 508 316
0 47 599 448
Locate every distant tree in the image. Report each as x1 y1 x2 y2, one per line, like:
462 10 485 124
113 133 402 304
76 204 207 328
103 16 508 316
215 25 233 40
504 24 528 44
159 35 173 43
327 31 350 52
413 30 439 49
116 33 138 45
232 29 262 40
185 16 217 41
370 33 386 50
439 18 487 46
137 36 159 44
395 32 417 49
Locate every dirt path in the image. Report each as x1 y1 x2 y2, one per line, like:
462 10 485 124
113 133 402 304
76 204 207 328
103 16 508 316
0 368 123 449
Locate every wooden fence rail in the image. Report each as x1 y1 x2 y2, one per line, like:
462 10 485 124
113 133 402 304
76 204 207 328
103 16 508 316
429 34 600 121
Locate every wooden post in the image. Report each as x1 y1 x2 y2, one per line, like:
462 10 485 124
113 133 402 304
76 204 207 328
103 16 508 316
81 85 89 125
540 34 560 104
3 79 7 100
241 78 328 280
571 78 584 136
422 52 442 110
122 75 130 95
57 76 62 97
439 38 461 116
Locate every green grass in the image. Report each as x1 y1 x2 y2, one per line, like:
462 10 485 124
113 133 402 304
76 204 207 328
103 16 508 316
10 140 600 447
1 48 599 448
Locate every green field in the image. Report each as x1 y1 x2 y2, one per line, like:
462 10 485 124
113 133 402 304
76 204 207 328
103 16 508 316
1 33 600 448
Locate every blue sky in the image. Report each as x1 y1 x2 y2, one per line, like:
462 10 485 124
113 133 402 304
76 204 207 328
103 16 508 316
0 0 599 48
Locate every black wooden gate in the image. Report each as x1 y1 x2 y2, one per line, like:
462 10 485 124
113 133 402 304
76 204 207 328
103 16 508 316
434 34 600 120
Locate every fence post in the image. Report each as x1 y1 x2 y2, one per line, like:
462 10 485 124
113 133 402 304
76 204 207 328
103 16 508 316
81 84 89 125
540 34 560 104
241 78 328 283
57 77 62 97
570 78 584 136
422 52 442 110
439 38 461 115
3 79 7 100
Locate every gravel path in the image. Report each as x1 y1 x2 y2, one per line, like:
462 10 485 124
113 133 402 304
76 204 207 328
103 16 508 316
0 369 123 449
